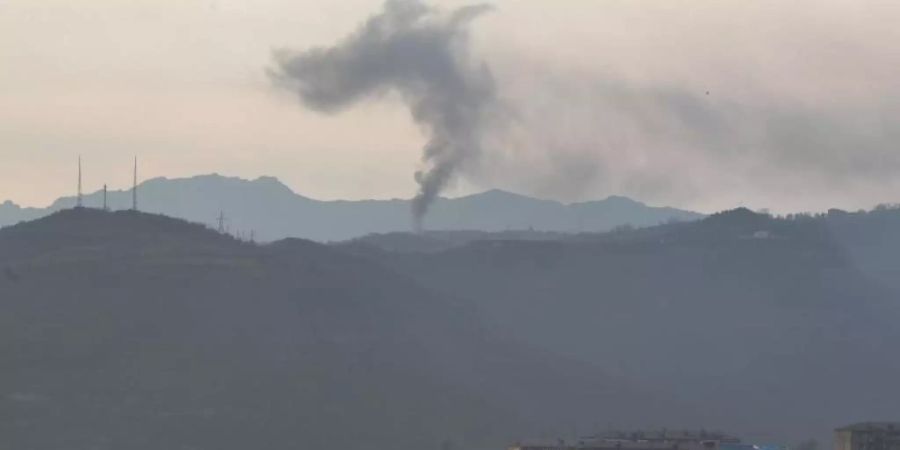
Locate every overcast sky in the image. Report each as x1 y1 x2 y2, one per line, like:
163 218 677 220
2 0 900 213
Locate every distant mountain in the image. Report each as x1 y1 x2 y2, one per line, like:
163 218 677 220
344 229 575 254
0 174 703 241
0 209 691 450
341 207 900 444
0 201 43 226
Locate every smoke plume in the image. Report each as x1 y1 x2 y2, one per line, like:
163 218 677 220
270 0 497 228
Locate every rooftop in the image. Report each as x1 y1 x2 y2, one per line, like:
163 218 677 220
837 423 900 432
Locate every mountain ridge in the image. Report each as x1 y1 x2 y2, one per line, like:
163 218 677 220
0 174 704 241
339 206 900 443
6 205 900 445
0 208 695 450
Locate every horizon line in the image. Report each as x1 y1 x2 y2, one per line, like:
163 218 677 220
1 172 697 212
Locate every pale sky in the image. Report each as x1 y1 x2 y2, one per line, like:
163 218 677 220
2 0 900 213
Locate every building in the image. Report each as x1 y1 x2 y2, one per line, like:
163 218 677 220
835 423 900 450
509 430 747 450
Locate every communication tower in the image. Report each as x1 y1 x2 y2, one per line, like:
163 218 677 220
131 156 138 211
217 211 226 234
76 155 83 208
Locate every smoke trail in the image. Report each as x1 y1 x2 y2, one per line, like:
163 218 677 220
269 0 497 229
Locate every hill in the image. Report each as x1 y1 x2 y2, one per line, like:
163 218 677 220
0 209 690 450
0 174 703 241
341 208 900 443
344 229 574 254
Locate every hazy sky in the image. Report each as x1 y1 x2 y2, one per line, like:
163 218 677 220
2 0 900 213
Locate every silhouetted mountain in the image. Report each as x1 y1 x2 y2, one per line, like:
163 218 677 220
342 207 900 444
0 174 703 241
0 201 43 226
822 206 900 291
0 209 690 450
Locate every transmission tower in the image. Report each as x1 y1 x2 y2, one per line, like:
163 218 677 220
217 211 226 234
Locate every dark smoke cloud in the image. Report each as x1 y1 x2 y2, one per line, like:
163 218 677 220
269 0 900 215
270 0 498 228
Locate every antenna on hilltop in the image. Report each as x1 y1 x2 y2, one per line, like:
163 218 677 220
76 155 83 208
217 211 226 234
131 156 138 211
103 184 109 211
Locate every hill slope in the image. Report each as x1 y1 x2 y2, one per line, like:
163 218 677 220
341 208 900 443
0 174 703 241
0 209 689 450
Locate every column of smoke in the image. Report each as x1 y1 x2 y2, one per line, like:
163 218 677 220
269 0 498 231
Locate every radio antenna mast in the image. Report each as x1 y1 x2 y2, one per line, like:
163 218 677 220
103 184 108 211
131 156 138 211
76 155 83 208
